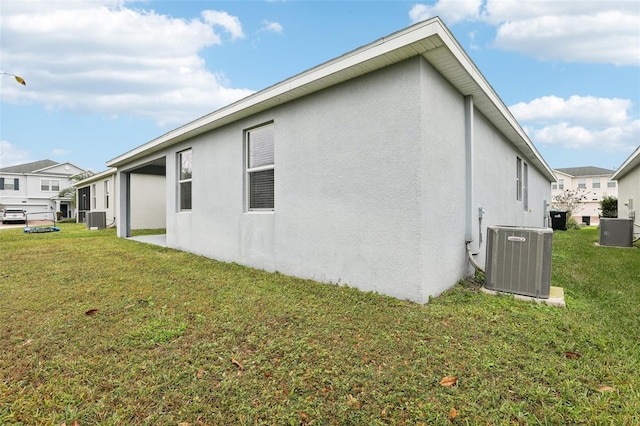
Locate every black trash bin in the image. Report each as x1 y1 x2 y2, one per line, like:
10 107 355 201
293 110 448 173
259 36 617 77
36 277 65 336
550 211 567 231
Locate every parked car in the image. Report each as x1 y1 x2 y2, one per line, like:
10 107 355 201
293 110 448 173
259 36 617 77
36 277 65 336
2 209 27 224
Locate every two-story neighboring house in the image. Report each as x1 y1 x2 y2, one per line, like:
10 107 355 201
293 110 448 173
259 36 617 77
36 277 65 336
552 166 618 226
0 159 87 220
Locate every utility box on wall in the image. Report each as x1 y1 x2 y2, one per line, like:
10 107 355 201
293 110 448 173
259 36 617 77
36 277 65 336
485 226 553 299
599 218 633 247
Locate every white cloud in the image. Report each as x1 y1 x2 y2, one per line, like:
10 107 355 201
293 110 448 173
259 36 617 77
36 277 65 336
261 20 284 34
201 10 245 40
409 0 640 66
510 96 632 127
512 96 640 152
0 0 254 126
0 141 31 168
493 10 640 66
409 0 483 25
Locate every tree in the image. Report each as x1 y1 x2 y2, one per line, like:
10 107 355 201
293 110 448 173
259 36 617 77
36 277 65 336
600 196 617 218
551 189 587 214
58 171 95 208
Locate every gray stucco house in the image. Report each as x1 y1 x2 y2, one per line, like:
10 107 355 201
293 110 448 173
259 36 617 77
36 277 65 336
107 17 554 303
611 146 640 239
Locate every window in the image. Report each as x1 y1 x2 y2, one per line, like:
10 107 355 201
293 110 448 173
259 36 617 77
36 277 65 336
552 183 558 190
559 179 564 190
178 149 192 211
592 177 600 189
41 179 60 191
92 184 97 209
104 180 110 209
523 162 528 210
577 178 586 189
516 157 522 201
246 123 274 210
607 181 616 188
0 178 19 190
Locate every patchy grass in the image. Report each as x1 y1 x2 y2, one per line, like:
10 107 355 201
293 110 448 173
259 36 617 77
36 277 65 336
0 224 638 425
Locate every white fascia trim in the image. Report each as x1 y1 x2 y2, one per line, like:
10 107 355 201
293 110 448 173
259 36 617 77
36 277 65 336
106 19 445 168
611 146 640 180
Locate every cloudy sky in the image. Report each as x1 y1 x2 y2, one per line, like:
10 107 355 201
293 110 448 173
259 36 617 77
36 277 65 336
1 0 638 172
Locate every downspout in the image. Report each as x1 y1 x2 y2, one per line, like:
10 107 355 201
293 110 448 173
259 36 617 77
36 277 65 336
464 95 484 272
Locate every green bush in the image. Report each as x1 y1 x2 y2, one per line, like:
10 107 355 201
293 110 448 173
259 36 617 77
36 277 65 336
601 196 618 218
566 216 581 230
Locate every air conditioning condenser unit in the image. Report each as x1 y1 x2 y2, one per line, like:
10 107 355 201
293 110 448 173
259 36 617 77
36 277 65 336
485 226 553 299
86 211 107 229
599 218 633 247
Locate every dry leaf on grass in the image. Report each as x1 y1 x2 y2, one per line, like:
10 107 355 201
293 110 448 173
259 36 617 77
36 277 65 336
565 351 582 359
231 358 244 371
20 338 34 347
440 376 457 387
597 385 616 392
85 309 98 316
450 407 458 418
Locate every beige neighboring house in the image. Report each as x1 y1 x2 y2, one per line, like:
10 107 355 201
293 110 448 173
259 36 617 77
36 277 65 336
611 146 640 240
0 159 87 220
74 168 165 229
552 166 618 226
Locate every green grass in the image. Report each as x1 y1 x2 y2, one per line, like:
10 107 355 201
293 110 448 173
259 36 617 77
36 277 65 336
1 224 638 425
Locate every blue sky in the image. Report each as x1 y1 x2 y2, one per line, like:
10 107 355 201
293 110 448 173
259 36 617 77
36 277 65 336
1 0 639 173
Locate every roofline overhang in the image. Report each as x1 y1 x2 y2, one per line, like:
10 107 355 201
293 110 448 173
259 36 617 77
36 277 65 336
106 17 555 181
73 168 117 188
611 146 640 180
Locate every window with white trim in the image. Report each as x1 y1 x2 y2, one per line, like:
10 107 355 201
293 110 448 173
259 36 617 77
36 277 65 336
92 184 97 209
516 157 522 201
607 180 616 188
558 179 564 190
105 180 110 209
178 149 192 211
577 178 586 189
41 179 60 191
523 162 528 210
0 178 19 190
592 177 600 189
246 123 274 210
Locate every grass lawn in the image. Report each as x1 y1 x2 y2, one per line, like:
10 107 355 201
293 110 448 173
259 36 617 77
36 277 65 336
1 224 639 425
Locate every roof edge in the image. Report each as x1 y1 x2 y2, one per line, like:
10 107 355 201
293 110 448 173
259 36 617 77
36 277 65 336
611 146 640 180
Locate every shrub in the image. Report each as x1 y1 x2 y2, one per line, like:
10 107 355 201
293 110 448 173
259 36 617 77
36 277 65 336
566 216 581 230
600 196 617 218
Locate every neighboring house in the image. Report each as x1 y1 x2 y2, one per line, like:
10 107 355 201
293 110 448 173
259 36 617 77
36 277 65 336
552 166 618 225
74 168 165 229
611 146 640 239
74 169 117 227
106 17 554 303
0 159 87 220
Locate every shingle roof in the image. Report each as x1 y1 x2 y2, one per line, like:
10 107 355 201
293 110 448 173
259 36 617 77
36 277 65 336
554 166 615 177
0 159 58 173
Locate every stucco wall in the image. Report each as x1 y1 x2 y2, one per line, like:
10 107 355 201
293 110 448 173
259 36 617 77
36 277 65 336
130 173 166 230
470 100 551 268
153 56 551 303
617 164 640 232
